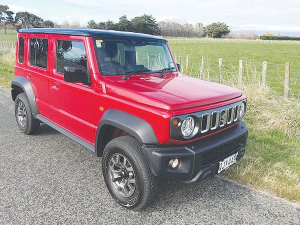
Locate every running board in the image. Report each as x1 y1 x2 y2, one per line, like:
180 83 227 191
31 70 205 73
36 115 95 152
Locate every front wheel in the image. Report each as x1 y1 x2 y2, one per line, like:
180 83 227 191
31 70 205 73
15 93 40 135
102 136 158 210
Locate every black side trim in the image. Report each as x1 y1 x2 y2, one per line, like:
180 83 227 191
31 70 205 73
11 76 39 117
95 110 158 156
36 115 95 152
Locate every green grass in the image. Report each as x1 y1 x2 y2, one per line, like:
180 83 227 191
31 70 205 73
0 32 299 203
0 60 14 87
0 30 16 87
222 82 300 202
0 30 17 42
169 38 300 98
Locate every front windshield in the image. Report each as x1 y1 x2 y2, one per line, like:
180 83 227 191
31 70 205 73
94 37 176 76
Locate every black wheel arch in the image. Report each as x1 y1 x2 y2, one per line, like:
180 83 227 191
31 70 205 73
95 110 159 157
11 76 39 117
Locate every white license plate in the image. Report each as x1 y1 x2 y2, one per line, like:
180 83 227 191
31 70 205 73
218 152 238 174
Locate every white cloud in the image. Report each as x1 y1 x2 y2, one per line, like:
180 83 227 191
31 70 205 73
7 0 300 33
61 0 300 31
8 4 41 14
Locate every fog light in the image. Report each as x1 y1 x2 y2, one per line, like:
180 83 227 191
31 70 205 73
169 158 180 169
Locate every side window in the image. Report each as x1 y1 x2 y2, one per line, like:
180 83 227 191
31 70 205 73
56 40 87 74
18 37 24 63
30 38 48 69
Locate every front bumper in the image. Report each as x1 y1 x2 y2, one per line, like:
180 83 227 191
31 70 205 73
142 121 248 183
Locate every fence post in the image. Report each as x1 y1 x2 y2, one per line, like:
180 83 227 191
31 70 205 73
238 60 243 89
200 57 204 79
262 61 267 86
186 55 189 75
219 58 222 83
284 62 290 99
147 53 150 68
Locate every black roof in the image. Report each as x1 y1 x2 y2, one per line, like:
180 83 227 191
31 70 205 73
18 28 165 40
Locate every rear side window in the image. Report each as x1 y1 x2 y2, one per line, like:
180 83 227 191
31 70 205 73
56 40 87 74
18 37 24 63
30 38 48 69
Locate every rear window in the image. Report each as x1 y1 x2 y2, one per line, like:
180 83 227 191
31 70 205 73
30 38 48 69
56 40 88 74
18 37 24 63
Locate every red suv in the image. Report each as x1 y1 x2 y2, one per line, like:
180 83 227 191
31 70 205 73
12 28 247 210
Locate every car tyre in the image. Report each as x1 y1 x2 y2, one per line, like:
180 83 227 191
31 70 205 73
102 136 158 210
15 93 40 135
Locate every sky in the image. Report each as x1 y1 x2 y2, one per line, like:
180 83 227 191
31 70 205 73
4 0 300 35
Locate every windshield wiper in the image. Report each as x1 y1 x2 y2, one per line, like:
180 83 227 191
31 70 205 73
157 67 175 78
122 69 152 80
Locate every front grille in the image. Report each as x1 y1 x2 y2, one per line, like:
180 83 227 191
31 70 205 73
202 138 241 166
170 100 247 141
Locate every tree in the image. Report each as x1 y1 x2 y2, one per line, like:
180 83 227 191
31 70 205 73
131 14 160 35
15 12 45 28
159 21 203 37
98 22 106 29
15 12 30 28
30 14 44 28
87 20 98 29
44 20 54 28
205 22 230 38
116 15 133 32
105 20 116 30
0 5 15 33
195 23 204 37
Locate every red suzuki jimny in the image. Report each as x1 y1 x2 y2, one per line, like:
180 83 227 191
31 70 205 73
12 28 247 210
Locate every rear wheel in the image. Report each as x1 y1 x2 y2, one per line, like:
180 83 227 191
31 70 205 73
102 136 158 210
15 93 40 135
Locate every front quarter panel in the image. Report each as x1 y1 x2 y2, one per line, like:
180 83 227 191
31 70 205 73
94 91 173 145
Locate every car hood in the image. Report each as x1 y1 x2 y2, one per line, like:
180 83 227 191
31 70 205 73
105 73 242 111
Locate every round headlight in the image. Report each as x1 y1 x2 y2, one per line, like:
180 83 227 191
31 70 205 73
181 116 195 137
239 102 246 119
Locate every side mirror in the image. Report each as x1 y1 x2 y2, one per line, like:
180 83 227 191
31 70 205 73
176 63 180 72
63 65 90 85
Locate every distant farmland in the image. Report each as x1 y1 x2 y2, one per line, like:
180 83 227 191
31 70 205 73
168 38 300 98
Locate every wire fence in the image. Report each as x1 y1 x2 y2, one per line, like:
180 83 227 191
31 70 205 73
174 54 300 99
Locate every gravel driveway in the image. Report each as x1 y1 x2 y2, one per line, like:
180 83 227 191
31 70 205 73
0 86 299 225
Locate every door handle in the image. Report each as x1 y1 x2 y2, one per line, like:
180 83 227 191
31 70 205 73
51 82 60 90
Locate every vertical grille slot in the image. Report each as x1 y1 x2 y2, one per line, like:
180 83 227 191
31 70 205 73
219 109 227 127
234 105 239 122
211 111 219 130
227 107 234 124
201 113 211 133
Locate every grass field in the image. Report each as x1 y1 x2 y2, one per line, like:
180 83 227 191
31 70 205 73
168 38 300 98
0 31 15 87
0 30 299 203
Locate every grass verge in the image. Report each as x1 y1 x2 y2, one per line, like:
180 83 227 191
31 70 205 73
221 72 300 203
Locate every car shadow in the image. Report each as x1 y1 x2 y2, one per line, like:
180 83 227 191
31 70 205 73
140 176 256 213
33 123 60 136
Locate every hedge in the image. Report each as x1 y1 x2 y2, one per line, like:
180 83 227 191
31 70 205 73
260 35 300 41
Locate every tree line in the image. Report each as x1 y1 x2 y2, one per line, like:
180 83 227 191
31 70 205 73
87 17 230 38
0 4 230 38
0 5 54 33
87 15 161 35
